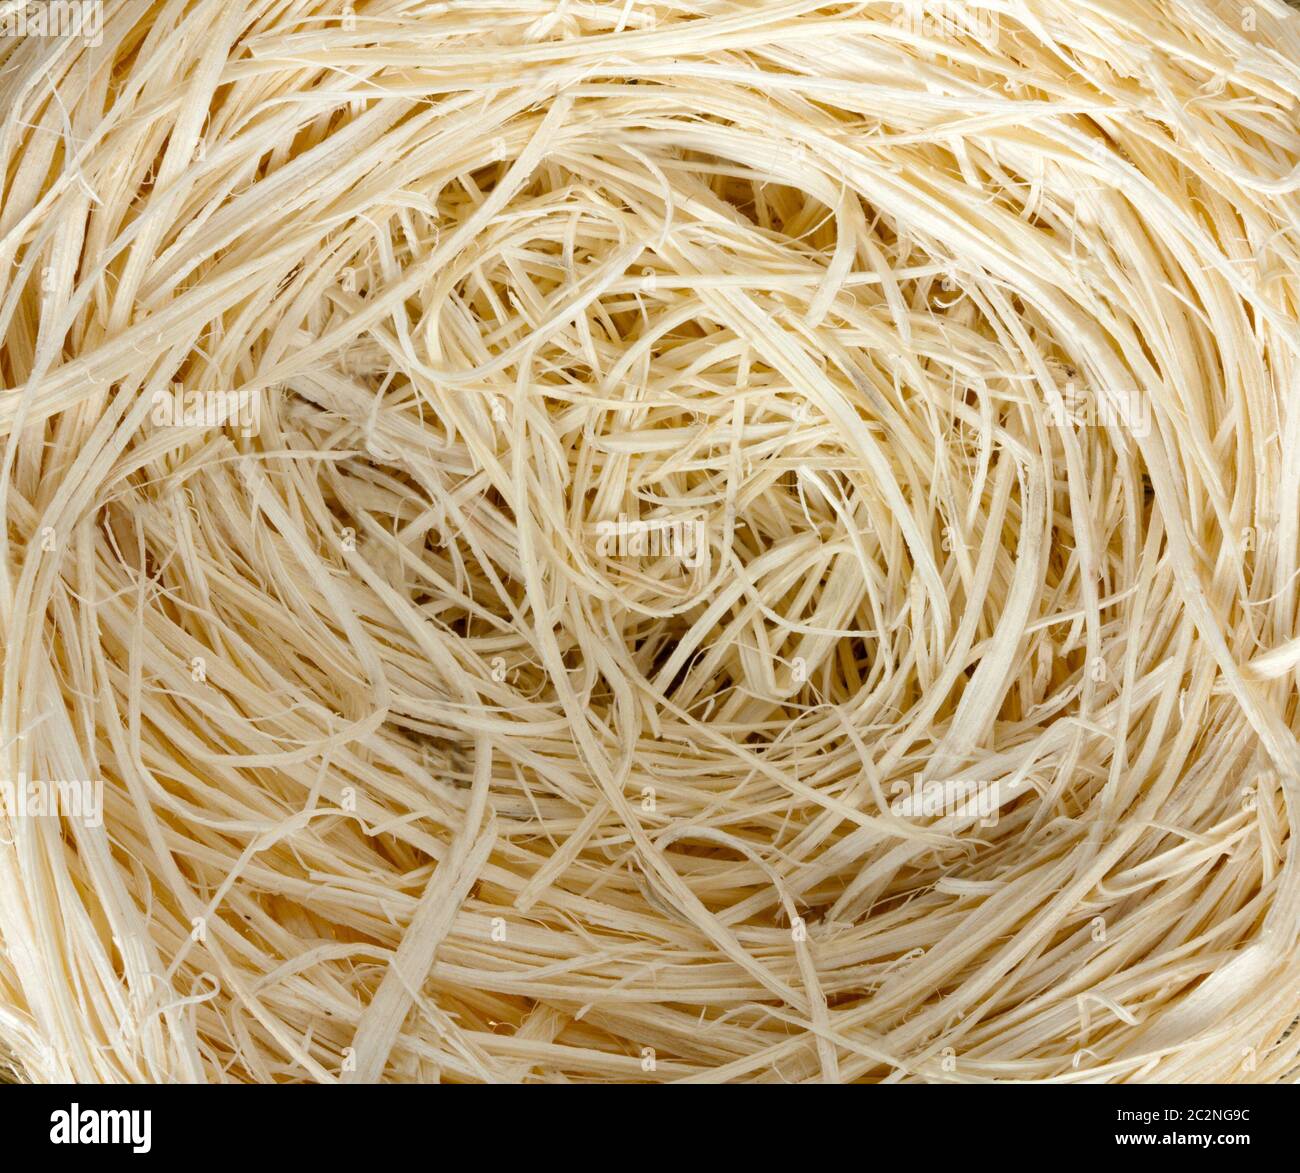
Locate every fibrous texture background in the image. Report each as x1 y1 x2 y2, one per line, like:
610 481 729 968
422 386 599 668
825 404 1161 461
1 0 1299 1083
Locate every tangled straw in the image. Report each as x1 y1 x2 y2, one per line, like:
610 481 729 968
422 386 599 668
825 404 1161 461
1 0 1299 1084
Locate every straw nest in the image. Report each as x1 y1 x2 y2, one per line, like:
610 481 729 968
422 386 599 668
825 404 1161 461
2 0 1300 1083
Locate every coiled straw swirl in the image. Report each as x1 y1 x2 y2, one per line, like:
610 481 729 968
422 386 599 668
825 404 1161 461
1 0 1299 1082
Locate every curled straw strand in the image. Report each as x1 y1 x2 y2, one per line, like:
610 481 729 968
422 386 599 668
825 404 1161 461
1 0 1299 1082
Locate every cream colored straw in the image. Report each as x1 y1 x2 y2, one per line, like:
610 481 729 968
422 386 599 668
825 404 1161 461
1 0 1299 1083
